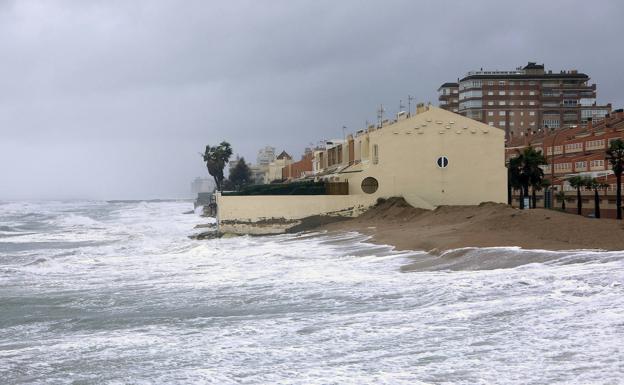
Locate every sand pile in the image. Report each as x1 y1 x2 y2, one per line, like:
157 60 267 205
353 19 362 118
321 197 624 252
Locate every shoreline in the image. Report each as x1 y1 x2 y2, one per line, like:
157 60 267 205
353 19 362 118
316 198 624 253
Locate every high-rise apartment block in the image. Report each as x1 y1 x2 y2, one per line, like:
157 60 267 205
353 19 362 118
437 82 459 113
438 62 611 137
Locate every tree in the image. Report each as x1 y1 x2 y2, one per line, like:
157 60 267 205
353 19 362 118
586 178 610 219
568 175 589 216
556 190 566 211
228 157 252 190
606 139 624 220
507 157 522 206
510 147 547 209
202 142 233 191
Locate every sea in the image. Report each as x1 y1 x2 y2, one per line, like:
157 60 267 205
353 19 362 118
1 200 623 384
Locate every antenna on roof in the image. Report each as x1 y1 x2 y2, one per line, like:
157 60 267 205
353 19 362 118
399 99 405 112
377 104 385 127
407 95 414 117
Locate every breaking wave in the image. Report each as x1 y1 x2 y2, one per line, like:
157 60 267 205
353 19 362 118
1 201 623 384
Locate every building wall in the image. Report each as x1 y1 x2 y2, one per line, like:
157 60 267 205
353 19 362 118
217 107 507 235
283 152 313 180
216 194 375 234
315 107 507 208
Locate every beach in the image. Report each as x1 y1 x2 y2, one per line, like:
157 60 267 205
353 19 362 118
319 197 624 253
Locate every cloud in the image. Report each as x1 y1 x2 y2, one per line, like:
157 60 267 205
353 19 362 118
1 0 622 199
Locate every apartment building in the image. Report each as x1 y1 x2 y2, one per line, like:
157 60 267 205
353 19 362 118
506 109 624 217
437 82 459 113
439 62 611 137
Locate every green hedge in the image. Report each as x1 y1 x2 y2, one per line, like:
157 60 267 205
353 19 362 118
222 181 326 196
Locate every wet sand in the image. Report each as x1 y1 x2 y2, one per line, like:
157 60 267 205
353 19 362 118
319 198 624 253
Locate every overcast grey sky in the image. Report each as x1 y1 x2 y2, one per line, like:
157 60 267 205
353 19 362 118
1 0 623 200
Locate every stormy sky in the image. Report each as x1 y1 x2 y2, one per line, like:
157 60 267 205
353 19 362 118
1 0 623 200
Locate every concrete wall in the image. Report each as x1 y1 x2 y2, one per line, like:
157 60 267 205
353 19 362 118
216 194 375 235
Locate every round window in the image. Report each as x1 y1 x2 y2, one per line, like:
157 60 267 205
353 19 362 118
437 156 449 168
361 177 379 194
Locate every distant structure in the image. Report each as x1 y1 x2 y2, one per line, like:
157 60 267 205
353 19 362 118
437 82 459 113
438 62 612 137
267 151 292 182
190 177 215 194
256 146 276 166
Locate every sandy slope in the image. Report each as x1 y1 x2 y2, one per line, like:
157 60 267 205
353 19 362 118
320 198 624 252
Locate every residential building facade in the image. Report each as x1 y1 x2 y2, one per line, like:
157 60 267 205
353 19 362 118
437 82 459 113
506 109 624 217
439 62 611 137
217 105 507 234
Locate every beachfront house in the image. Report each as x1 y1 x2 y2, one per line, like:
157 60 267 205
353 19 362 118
216 104 507 234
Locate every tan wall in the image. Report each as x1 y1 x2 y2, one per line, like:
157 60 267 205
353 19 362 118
216 193 376 235
340 107 507 208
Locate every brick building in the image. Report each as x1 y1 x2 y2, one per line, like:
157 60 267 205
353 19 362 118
282 149 314 180
439 62 611 138
506 109 624 217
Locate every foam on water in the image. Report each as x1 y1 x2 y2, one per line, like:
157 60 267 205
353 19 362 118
1 201 623 384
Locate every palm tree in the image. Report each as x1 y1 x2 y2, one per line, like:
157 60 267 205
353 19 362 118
606 139 624 220
586 178 610 219
512 147 548 209
568 175 589 216
202 141 233 191
507 157 522 206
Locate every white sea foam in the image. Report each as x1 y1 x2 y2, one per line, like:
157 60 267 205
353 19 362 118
1 201 623 384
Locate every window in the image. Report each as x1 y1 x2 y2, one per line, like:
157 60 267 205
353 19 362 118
529 111 536 116
575 161 587 170
509 81 515 86
437 156 449 168
509 91 515 96
361 177 379 194
498 81 506 86
488 122 494 126
488 81 494 86
509 111 515 116
529 91 535 96
499 101 506 106
543 119 560 128
499 121 506 126
372 144 379 164
488 101 494 106
488 91 494 96
590 160 605 169
499 111 506 116
509 101 515 106
499 91 506 96
488 111 494 116
529 81 536 85
529 101 535 106
510 121 515 126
